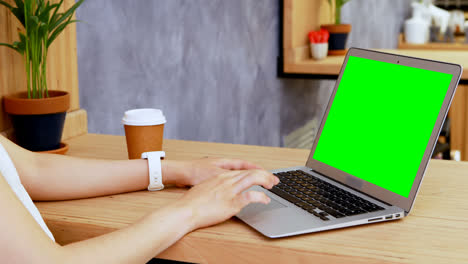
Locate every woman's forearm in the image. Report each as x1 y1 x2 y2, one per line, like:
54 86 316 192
1 169 193 264
61 203 194 264
24 153 186 201
1 135 261 201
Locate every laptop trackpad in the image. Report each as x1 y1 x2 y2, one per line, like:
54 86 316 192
242 197 286 214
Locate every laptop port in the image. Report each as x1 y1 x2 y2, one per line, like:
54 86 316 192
385 215 392 220
368 217 382 222
395 214 400 218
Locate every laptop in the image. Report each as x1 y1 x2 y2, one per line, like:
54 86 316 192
237 48 462 238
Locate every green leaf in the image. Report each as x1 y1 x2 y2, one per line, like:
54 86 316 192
18 32 31 56
12 41 25 54
23 0 32 17
329 0 351 11
38 22 48 38
0 42 24 55
14 0 24 10
1 1 26 27
35 0 45 15
19 32 27 43
31 15 39 25
49 0 84 32
0 42 18 52
48 18 79 47
336 0 350 8
39 3 58 24
49 0 64 26
11 7 25 26
0 0 13 10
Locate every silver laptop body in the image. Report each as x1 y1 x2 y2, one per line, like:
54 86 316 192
237 48 462 238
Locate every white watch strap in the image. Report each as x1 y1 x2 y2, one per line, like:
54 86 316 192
141 151 165 191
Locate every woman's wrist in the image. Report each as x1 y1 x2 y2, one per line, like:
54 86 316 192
156 201 197 234
161 160 188 186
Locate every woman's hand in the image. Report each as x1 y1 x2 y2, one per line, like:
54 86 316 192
173 169 279 231
163 158 263 187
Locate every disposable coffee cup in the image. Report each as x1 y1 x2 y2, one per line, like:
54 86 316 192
122 108 166 159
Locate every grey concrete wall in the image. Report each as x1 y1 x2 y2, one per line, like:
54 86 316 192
342 0 411 49
76 0 411 147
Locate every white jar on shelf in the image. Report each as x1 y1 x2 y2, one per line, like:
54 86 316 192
404 2 430 44
310 43 328 60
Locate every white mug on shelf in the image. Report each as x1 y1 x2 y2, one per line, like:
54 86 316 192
405 18 429 44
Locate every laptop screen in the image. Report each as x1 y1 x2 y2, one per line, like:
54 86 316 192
312 55 453 198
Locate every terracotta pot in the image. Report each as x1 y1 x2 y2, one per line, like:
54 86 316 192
321 24 352 55
3 90 70 152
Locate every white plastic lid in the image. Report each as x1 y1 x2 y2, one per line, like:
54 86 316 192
122 108 166 126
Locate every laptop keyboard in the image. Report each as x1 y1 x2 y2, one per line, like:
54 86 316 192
269 170 385 221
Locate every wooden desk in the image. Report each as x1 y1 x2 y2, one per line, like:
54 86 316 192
36 134 468 263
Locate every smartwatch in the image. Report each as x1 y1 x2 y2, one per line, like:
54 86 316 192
141 151 165 191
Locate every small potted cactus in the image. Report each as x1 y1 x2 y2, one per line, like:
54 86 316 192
308 28 330 60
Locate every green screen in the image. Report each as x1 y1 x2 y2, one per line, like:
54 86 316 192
313 56 452 198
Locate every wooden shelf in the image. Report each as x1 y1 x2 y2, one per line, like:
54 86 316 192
399 42 468 51
282 0 468 80
397 34 468 51
284 54 344 76
285 49 468 80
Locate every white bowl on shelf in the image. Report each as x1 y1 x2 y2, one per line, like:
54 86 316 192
310 43 328 60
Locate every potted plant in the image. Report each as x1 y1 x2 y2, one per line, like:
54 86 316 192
308 28 329 60
321 0 351 55
0 0 84 153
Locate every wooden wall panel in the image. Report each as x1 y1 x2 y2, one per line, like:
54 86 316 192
283 0 332 63
0 0 80 132
62 109 87 140
449 84 467 160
